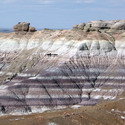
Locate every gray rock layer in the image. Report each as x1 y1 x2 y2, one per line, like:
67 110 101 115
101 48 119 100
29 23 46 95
0 22 125 114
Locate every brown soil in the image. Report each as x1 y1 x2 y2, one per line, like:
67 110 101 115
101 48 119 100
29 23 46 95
0 98 125 125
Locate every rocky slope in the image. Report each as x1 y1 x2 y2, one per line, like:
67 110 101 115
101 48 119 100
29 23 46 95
0 20 125 115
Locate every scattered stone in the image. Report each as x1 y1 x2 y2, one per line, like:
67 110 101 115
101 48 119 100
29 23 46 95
13 22 37 35
29 26 36 32
72 25 79 30
111 20 125 30
77 23 86 30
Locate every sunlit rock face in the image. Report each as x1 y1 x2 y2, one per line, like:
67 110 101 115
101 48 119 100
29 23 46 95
0 21 125 114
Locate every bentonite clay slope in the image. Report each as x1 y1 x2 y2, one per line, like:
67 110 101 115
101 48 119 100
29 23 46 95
0 23 125 114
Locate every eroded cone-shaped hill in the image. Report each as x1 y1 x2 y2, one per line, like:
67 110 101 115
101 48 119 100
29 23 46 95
0 20 125 115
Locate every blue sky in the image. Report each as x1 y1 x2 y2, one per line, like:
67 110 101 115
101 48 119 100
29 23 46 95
0 0 125 29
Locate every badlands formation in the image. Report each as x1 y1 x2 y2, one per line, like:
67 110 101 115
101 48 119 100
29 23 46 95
0 20 125 124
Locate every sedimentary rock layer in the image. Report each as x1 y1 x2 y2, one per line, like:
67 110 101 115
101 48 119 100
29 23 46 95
0 24 125 114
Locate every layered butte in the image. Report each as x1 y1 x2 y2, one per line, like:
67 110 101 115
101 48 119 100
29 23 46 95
0 20 125 114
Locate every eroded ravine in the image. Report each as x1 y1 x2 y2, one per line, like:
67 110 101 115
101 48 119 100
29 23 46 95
0 24 125 115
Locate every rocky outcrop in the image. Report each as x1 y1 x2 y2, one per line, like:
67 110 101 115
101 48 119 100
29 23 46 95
0 20 125 114
29 26 36 32
73 20 125 32
13 22 37 35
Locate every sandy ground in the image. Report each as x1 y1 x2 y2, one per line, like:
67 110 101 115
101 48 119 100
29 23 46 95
0 96 125 125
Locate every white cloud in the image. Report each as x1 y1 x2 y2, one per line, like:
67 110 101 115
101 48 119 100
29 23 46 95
36 0 59 4
36 0 96 4
0 0 57 4
75 0 96 3
109 0 125 5
0 0 17 3
1 0 125 5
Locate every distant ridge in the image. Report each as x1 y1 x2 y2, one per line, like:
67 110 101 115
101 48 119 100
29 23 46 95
0 29 12 33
